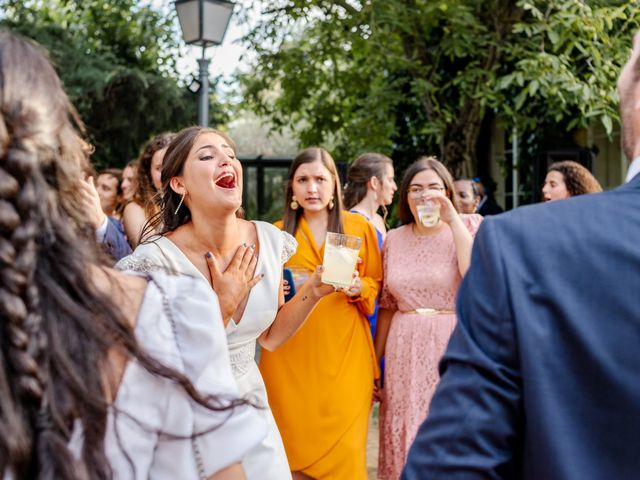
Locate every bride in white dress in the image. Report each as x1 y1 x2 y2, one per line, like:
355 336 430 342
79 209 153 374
117 126 334 479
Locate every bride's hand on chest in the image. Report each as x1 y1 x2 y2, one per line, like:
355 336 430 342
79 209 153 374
205 244 263 323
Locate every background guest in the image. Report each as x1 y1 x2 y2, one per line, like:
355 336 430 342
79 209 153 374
343 152 397 340
475 179 504 215
260 147 382 479
374 156 482 479
122 132 174 247
95 167 122 218
343 152 397 241
121 159 137 202
454 178 481 214
78 175 131 262
542 160 602 201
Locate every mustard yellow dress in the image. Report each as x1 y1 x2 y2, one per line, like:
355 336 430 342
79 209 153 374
259 211 382 479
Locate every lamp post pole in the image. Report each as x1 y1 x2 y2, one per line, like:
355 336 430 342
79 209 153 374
197 46 210 127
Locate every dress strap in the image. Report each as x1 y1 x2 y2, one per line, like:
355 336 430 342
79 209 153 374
350 209 371 221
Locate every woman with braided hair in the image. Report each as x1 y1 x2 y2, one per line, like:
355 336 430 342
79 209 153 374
0 30 265 479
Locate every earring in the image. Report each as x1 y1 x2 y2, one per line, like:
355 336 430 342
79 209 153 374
290 195 299 210
328 196 335 210
174 192 186 215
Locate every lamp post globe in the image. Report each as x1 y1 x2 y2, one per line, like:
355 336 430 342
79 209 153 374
174 0 234 127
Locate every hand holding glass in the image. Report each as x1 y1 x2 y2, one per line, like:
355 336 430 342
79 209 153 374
322 233 362 288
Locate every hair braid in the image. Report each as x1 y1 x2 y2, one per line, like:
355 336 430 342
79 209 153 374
0 74 83 475
0 142 50 475
0 166 32 473
1 139 106 479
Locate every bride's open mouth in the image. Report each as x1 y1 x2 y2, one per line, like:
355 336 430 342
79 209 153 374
215 171 237 189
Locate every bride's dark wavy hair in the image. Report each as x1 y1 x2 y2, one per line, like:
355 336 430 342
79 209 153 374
0 30 245 479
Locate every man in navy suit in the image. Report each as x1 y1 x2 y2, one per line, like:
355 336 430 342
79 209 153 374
402 33 640 479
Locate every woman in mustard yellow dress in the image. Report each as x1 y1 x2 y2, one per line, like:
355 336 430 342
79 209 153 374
260 147 382 479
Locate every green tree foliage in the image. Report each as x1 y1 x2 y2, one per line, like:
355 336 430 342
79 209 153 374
240 0 640 176
0 0 227 168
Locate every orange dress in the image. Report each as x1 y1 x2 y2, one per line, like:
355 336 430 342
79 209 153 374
259 211 382 479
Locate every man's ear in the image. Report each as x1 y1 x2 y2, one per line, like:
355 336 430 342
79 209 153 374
169 177 186 196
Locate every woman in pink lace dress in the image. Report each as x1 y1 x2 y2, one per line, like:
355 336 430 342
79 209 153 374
374 157 482 479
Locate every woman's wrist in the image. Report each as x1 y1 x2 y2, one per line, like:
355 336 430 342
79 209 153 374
447 213 466 230
298 281 323 303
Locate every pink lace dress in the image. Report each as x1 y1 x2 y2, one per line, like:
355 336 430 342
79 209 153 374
378 215 482 479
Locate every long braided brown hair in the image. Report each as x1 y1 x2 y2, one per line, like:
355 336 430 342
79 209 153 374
0 30 245 479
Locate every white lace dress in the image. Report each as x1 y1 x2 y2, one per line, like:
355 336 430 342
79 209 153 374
117 221 297 480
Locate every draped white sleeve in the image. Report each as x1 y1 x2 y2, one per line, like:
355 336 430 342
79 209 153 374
69 273 267 479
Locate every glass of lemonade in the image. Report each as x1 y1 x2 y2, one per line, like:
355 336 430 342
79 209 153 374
322 232 362 288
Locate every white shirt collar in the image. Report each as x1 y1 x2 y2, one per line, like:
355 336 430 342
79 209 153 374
625 156 640 183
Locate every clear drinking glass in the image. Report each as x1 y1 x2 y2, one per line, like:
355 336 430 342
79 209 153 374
321 232 362 288
411 191 440 227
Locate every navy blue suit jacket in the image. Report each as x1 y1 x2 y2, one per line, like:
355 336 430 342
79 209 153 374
403 176 640 479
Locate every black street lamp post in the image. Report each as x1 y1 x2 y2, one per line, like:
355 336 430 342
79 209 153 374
174 0 234 127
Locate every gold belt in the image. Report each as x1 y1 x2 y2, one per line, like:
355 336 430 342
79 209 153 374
401 308 455 316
